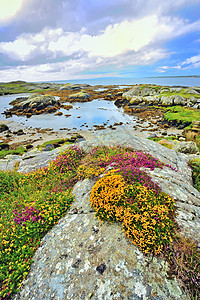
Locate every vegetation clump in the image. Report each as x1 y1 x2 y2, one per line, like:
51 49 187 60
0 146 27 159
188 159 200 192
164 106 200 127
0 145 199 299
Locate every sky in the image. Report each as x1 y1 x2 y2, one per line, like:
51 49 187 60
0 0 200 82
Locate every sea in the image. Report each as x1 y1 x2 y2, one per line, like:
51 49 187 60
47 76 200 87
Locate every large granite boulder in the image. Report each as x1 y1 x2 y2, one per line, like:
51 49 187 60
14 178 188 300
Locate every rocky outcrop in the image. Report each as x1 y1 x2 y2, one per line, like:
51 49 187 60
13 94 58 110
122 85 200 109
5 94 60 116
4 129 200 299
14 178 188 300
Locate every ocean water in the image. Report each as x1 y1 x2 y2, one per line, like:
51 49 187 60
47 76 200 87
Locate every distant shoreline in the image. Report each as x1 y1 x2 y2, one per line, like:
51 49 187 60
147 75 200 78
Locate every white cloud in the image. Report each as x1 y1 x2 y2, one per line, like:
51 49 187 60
0 0 24 23
1 13 199 62
1 0 200 81
157 54 200 72
180 54 200 68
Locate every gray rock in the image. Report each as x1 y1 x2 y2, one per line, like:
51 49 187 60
140 87 157 96
122 86 141 99
193 103 200 109
0 154 21 171
161 96 174 106
173 95 186 106
143 96 160 104
186 89 200 95
60 84 90 91
8 128 200 299
172 141 199 154
189 96 198 104
170 88 182 92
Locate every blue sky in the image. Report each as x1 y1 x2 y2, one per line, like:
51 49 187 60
0 0 200 82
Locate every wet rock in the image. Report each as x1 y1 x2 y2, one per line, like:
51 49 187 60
54 111 63 116
0 124 9 132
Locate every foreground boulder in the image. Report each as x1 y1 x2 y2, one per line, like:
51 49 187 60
14 179 188 300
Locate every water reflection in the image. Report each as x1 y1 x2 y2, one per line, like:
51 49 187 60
0 96 137 131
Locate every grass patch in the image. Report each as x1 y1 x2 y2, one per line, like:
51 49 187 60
188 159 200 192
0 82 55 96
164 106 200 125
147 136 177 142
37 135 83 150
0 145 199 299
0 147 27 159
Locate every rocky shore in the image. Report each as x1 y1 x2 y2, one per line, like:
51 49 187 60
1 82 200 170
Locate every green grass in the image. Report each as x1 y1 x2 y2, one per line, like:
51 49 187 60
164 106 200 124
0 145 199 299
148 136 177 142
0 147 27 159
0 82 54 96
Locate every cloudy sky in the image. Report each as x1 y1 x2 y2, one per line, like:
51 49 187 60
0 0 200 82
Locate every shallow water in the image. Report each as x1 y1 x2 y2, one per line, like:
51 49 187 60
0 95 137 131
